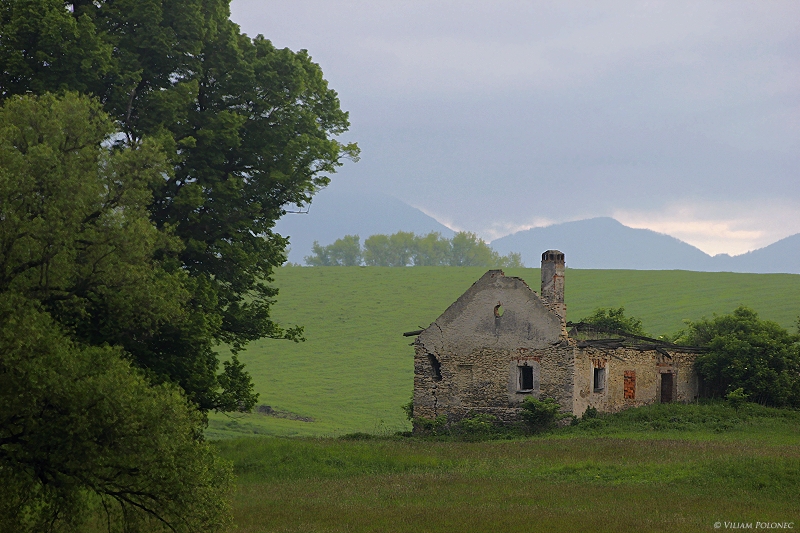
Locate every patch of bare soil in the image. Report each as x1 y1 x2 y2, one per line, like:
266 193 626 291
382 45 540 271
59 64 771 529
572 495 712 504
256 405 314 422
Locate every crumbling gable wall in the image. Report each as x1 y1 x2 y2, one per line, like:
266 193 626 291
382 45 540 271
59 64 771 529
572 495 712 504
413 270 571 424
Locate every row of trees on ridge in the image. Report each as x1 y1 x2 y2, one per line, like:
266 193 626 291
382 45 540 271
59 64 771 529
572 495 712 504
303 231 524 267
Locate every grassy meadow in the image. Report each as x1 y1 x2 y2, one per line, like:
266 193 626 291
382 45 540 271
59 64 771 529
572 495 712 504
207 267 800 439
216 402 800 533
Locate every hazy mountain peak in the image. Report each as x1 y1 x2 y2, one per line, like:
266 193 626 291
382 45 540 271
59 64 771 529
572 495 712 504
276 191 800 273
492 218 799 273
275 190 454 264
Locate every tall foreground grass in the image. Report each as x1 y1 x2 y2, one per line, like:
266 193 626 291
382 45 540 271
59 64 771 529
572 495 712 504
207 267 800 439
216 403 800 533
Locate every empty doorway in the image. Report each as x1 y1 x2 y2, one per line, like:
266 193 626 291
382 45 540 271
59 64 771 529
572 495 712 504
660 373 674 403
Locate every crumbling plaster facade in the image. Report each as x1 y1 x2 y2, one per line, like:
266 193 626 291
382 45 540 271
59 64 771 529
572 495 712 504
411 251 700 426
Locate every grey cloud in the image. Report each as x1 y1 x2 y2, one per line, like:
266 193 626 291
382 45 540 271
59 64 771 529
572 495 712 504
231 0 800 252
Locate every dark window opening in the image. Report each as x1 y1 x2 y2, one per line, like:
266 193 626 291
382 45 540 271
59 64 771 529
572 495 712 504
519 365 533 391
660 372 674 403
427 353 442 381
593 367 605 392
494 303 504 317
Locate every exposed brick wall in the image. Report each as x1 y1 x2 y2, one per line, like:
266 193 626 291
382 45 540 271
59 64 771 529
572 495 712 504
624 370 636 399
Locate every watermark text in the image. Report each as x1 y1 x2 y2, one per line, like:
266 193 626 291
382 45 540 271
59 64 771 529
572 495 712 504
713 523 794 530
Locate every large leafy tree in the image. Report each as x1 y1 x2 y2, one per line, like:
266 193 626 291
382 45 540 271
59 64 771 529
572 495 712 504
305 235 363 266
682 306 800 407
363 231 416 267
0 93 233 532
0 0 357 409
0 294 233 533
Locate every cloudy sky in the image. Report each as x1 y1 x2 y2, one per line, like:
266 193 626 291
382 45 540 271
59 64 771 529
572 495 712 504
230 1 799 256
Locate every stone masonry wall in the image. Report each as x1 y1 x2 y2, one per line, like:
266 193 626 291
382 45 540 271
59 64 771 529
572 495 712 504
413 343 574 424
572 347 700 416
412 270 568 427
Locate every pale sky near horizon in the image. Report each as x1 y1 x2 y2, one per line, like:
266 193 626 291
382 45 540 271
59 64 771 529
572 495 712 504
230 1 800 256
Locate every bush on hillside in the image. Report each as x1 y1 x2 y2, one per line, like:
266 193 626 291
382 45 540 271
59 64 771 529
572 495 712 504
401 398 414 421
726 388 750 410
578 307 648 336
681 306 800 407
520 397 571 432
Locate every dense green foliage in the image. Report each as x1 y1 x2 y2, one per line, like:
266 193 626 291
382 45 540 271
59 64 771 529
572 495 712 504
305 234 364 266
520 397 571 431
681 306 800 407
305 231 523 267
0 0 356 409
408 413 513 441
577 306 648 336
216 402 800 532
0 0 358 525
205 267 800 439
0 92 255 411
0 1 357 529
0 94 232 532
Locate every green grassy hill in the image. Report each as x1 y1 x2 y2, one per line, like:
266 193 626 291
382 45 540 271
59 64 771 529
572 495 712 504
207 267 800 439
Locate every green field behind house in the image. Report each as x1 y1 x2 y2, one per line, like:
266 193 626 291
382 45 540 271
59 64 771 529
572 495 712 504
207 267 800 440
216 403 800 533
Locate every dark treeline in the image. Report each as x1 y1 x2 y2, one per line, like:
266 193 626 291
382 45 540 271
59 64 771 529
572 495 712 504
304 231 524 267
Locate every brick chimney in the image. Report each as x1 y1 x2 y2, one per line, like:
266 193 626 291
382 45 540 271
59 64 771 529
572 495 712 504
541 250 566 320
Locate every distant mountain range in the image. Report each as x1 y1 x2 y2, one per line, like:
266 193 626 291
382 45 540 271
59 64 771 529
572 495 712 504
275 192 800 274
490 217 800 274
713 232 800 274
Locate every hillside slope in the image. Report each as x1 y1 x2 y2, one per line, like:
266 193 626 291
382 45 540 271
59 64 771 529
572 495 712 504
206 267 800 439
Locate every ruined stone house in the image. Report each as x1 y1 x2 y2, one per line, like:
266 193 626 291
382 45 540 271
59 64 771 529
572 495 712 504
409 251 702 425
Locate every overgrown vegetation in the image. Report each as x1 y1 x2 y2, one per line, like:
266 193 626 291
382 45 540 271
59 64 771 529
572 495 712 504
305 231 524 267
561 400 800 437
406 398 570 441
411 413 511 441
406 399 800 443
577 306 648 336
520 397 572 431
680 306 800 407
